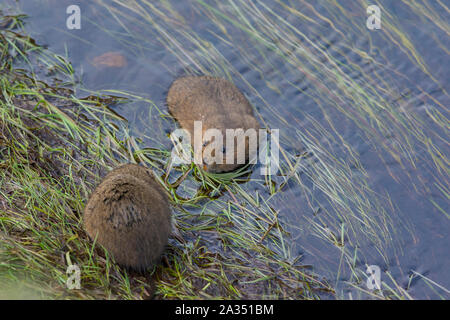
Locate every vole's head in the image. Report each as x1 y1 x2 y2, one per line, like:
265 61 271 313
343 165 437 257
200 137 231 173
199 124 259 173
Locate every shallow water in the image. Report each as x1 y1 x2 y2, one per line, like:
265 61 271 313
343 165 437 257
3 0 449 299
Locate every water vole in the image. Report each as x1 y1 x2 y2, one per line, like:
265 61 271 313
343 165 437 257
84 164 171 271
167 76 260 173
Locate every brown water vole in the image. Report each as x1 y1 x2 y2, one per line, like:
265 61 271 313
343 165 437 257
84 164 171 271
167 76 260 173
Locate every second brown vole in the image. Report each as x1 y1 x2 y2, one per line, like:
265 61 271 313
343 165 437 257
84 164 171 271
167 76 260 173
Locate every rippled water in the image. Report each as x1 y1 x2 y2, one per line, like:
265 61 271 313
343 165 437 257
4 0 449 299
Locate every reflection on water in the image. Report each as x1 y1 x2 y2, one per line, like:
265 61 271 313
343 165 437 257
4 0 449 298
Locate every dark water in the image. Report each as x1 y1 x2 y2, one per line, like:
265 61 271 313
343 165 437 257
3 0 448 299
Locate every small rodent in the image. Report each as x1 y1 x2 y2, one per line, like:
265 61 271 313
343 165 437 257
84 164 171 271
167 76 260 173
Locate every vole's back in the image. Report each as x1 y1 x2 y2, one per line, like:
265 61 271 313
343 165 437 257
84 164 171 270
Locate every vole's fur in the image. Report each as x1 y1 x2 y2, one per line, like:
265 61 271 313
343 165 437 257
167 76 260 173
84 164 171 271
